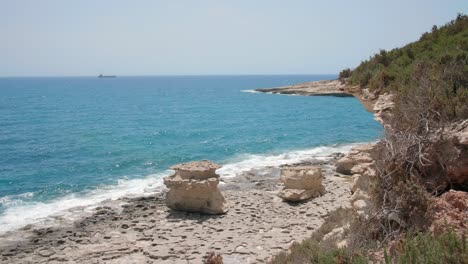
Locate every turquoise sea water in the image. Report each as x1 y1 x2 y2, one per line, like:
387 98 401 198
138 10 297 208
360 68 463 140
0 75 382 232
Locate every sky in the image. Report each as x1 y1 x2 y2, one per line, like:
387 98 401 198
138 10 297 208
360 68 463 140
1 0 467 77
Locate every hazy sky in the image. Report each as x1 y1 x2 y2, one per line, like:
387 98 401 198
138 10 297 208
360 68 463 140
1 0 466 77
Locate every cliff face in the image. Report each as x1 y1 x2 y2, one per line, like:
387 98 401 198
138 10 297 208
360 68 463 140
354 87 467 188
345 85 468 235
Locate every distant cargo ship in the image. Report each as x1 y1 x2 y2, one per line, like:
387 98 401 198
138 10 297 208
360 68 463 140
98 74 116 78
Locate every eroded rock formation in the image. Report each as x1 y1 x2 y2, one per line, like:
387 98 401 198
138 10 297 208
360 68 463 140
278 166 325 202
163 160 228 214
335 143 376 215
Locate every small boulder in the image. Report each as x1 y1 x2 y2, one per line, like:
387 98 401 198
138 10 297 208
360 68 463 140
336 143 375 175
278 166 324 202
335 157 356 175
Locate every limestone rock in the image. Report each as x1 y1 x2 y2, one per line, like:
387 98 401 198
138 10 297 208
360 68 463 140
361 88 377 101
163 160 228 214
352 199 368 210
351 189 369 203
444 120 468 186
349 144 375 155
452 120 467 144
350 164 368 175
335 157 356 175
336 240 349 248
336 144 375 176
456 130 468 145
278 166 324 202
373 93 394 124
278 189 322 202
351 167 374 194
429 190 468 236
373 93 394 112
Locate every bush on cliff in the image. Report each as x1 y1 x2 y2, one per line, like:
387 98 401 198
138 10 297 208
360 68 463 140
349 13 468 120
394 230 468 264
270 208 467 264
338 68 352 83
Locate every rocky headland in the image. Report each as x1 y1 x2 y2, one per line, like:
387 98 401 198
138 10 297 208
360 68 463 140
255 80 352 97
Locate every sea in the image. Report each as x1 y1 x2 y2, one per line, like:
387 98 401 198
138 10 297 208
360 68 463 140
0 75 382 233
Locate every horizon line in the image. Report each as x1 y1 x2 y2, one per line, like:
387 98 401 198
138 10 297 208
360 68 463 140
0 73 338 79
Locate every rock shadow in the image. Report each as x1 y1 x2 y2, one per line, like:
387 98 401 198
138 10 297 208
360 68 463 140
165 209 225 223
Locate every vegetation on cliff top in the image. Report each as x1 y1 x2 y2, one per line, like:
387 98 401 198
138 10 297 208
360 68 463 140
341 13 468 120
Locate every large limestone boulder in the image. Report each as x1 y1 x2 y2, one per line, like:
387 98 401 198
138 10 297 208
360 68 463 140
278 166 324 202
163 160 228 214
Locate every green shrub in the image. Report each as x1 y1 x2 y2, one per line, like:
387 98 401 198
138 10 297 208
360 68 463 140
395 231 467 264
346 13 468 115
339 68 352 83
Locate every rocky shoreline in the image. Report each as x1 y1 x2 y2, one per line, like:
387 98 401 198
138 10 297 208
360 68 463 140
0 79 400 264
0 151 365 264
255 80 353 97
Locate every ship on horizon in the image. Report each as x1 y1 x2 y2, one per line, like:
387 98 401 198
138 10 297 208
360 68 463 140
98 74 116 78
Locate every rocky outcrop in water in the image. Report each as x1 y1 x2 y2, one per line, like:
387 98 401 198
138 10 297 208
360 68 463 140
278 166 325 202
255 80 353 97
163 160 228 214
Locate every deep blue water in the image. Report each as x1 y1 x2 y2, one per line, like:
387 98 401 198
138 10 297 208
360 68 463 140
0 75 382 232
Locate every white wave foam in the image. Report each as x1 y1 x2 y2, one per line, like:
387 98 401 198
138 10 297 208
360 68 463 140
0 192 35 207
0 142 363 234
218 143 359 178
0 172 169 234
240 89 261 94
